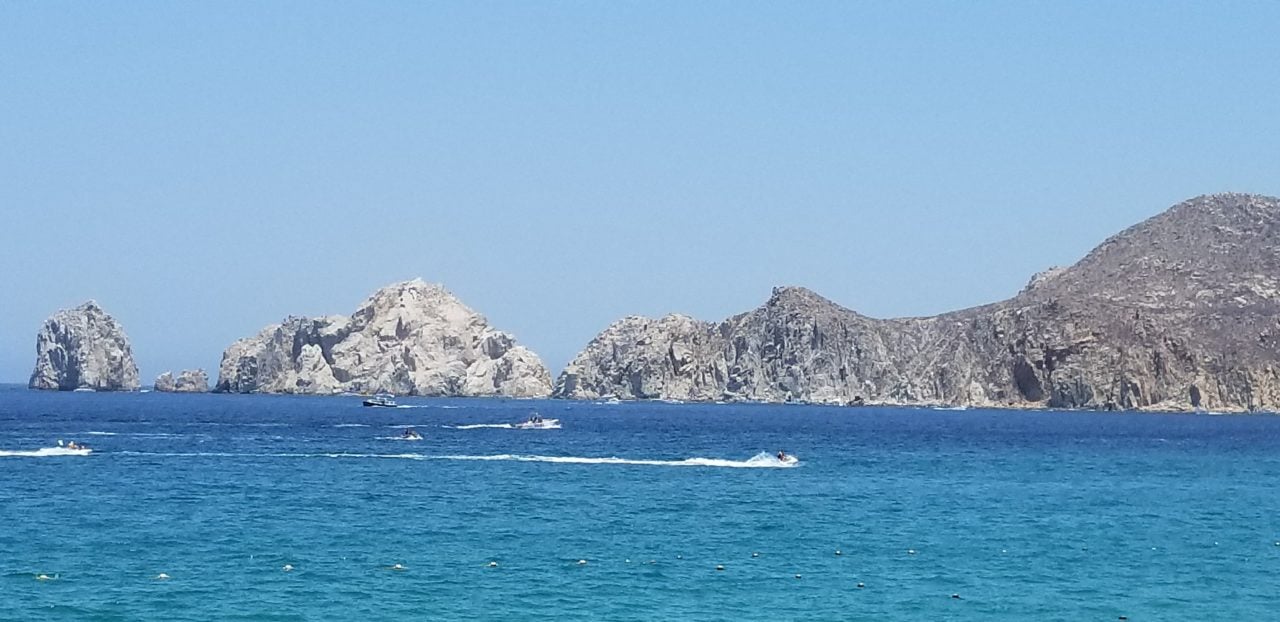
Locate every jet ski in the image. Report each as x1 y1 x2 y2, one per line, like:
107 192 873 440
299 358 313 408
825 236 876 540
775 451 798 465
363 395 397 408
400 428 423 441
513 414 559 430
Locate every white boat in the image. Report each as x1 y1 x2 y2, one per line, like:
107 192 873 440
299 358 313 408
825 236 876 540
513 415 560 430
44 441 93 456
363 395 397 408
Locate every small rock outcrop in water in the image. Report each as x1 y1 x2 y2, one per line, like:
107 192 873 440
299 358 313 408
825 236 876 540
154 369 210 393
29 301 140 391
556 193 1280 412
215 279 552 397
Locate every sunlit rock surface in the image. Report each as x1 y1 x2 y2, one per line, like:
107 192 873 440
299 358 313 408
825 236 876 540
29 301 140 392
216 279 552 397
557 194 1280 412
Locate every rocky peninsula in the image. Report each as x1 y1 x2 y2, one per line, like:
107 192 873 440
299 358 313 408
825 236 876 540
29 301 140 392
555 193 1280 412
215 279 552 397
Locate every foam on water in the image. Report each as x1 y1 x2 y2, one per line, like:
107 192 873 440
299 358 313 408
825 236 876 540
332 424 371 428
448 423 515 430
189 422 291 428
78 431 186 438
436 451 796 468
0 447 93 457
107 450 795 467
115 451 427 460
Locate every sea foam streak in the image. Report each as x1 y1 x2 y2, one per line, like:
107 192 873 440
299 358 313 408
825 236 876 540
107 451 796 468
437 451 795 468
447 423 514 430
115 451 427 460
0 447 93 457
79 432 186 438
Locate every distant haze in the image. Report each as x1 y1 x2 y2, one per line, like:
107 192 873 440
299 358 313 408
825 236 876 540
2 3 1278 383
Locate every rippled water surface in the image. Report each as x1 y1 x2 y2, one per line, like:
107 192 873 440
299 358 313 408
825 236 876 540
2 387 1279 620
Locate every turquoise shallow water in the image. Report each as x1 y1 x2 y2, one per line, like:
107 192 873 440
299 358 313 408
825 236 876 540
2 387 1279 621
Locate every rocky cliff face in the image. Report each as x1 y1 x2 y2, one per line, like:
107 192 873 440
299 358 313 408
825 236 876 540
29 301 140 391
215 279 552 397
555 193 1280 412
155 369 210 393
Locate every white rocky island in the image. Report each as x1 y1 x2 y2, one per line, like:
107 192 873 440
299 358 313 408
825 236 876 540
29 301 141 391
215 279 552 397
155 369 210 393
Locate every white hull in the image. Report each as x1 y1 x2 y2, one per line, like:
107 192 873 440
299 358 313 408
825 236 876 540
513 418 561 430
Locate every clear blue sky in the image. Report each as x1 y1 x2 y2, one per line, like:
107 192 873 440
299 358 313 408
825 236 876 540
2 1 1277 383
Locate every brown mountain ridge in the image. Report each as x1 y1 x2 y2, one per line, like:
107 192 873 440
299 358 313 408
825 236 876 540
554 193 1280 412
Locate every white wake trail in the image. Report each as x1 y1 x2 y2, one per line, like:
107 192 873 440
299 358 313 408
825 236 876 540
435 451 795 468
105 451 798 468
0 447 93 457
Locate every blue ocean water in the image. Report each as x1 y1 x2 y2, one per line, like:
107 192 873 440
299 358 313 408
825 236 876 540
2 386 1278 621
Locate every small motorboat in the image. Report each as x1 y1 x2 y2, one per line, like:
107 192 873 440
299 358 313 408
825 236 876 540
363 395 397 408
53 440 93 456
513 414 560 430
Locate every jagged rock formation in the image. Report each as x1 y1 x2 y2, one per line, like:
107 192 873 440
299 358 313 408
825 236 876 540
155 369 210 393
556 193 1280 412
215 279 552 397
29 301 140 391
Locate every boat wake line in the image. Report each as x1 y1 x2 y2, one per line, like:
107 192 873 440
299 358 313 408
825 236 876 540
0 447 93 458
107 451 797 468
439 451 791 468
